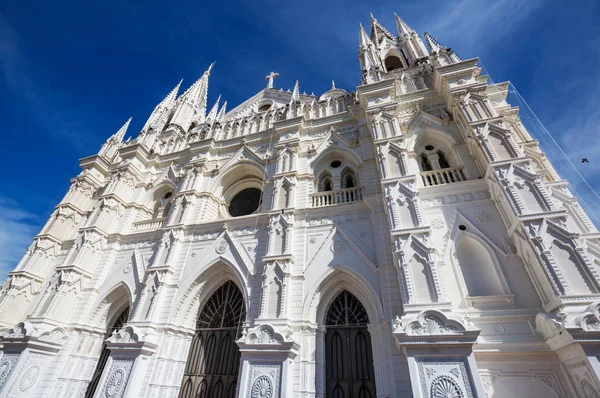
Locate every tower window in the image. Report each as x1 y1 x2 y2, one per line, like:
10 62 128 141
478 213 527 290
319 176 333 192
258 103 272 112
385 56 403 72
438 151 450 169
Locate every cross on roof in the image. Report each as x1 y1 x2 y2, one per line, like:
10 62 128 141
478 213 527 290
265 72 280 89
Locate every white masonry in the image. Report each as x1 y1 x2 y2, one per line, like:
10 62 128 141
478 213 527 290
1 13 600 398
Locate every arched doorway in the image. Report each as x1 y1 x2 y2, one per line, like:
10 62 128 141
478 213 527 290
179 280 246 398
325 291 376 398
85 306 130 398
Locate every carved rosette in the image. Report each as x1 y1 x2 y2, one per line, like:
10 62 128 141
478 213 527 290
418 359 474 398
246 364 281 398
101 359 134 398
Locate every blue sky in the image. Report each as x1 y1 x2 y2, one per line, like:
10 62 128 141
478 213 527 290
0 0 599 281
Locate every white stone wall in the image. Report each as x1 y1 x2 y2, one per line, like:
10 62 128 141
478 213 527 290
1 13 600 398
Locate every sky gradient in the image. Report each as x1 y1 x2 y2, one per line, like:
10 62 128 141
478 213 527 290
0 0 599 281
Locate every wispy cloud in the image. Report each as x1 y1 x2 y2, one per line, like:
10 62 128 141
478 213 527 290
426 0 545 56
0 196 41 282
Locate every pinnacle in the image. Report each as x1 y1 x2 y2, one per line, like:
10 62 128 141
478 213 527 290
290 80 300 103
424 32 442 53
358 23 373 49
394 12 414 36
216 101 227 122
206 95 221 122
331 80 336 90
114 117 132 141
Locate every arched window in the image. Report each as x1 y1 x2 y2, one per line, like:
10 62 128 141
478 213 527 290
179 281 245 398
153 191 174 219
341 170 356 189
437 150 450 169
385 55 403 72
319 173 333 192
325 291 376 397
420 154 432 171
85 307 130 398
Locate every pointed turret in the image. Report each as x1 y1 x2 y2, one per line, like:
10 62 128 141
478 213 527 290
169 63 214 132
142 80 182 133
358 23 373 50
424 32 461 64
394 13 414 36
369 13 395 44
99 117 131 159
205 95 221 123
424 32 442 53
113 117 132 142
216 101 227 123
391 14 429 61
290 80 300 104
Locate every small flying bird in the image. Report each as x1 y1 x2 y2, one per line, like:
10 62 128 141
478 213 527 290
582 158 590 163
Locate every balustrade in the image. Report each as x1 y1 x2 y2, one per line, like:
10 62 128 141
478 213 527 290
311 187 362 207
131 217 166 233
420 167 467 187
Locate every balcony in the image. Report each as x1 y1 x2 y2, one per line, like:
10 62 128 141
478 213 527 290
420 167 467 187
311 187 363 207
131 217 166 233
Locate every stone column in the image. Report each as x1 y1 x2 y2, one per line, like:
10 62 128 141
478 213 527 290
236 324 299 397
91 326 157 398
393 310 486 398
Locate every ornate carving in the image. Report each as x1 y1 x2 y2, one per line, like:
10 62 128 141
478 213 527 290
19 365 40 392
245 325 286 345
108 326 139 344
476 212 491 223
251 375 273 398
0 354 19 391
216 240 228 254
105 368 126 398
430 374 464 398
102 359 133 398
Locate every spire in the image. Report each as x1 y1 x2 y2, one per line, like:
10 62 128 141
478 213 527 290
424 32 461 61
206 95 221 123
113 117 132 142
394 13 414 36
160 79 182 109
180 63 214 106
290 80 300 103
369 13 395 43
216 101 227 122
424 32 442 53
358 23 374 49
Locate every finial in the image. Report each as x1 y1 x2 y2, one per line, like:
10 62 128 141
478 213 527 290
265 71 280 89
290 80 300 103
331 80 336 89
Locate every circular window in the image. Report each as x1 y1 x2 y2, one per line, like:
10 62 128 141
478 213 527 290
458 225 467 231
163 192 173 199
258 103 272 112
330 160 342 168
425 145 435 151
229 188 262 217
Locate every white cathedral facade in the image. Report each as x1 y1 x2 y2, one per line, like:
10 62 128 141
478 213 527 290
2 13 600 398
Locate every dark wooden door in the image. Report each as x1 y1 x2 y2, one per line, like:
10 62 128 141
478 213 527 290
179 281 245 398
325 291 376 398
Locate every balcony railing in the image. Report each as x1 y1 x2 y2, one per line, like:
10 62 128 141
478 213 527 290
311 187 362 207
131 217 166 233
420 167 467 187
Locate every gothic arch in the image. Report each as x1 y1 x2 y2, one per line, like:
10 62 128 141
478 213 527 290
88 282 132 329
170 259 250 329
453 233 506 298
310 146 362 176
305 269 383 326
